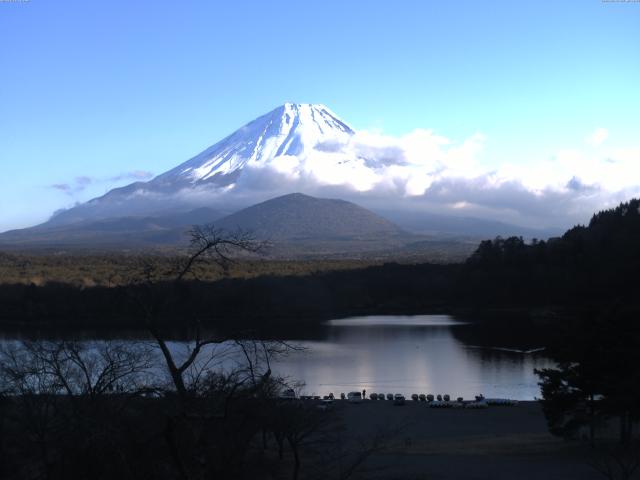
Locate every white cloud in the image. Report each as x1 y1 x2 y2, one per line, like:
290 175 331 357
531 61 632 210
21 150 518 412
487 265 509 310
227 127 639 228
586 127 609 147
65 127 640 231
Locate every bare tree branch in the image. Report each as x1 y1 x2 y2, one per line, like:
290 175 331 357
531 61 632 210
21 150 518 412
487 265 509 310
176 226 265 282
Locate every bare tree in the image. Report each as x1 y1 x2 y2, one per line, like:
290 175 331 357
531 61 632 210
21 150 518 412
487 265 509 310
13 341 155 398
0 342 62 479
128 224 316 479
0 340 155 480
132 225 266 403
589 441 640 480
176 225 265 281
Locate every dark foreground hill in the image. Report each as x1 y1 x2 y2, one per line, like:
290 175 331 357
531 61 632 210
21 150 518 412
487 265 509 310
216 193 404 240
211 193 480 259
0 193 478 259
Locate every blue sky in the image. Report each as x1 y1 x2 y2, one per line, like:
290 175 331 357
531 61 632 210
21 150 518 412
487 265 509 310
1 0 639 231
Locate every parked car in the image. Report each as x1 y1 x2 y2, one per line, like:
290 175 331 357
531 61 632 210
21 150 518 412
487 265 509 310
347 391 363 403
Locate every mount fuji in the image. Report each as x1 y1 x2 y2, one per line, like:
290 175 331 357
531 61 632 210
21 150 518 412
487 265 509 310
1 103 555 251
46 103 361 226
157 103 354 189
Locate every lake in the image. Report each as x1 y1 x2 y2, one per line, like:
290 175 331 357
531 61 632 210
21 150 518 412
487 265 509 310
1 314 554 400
265 315 553 400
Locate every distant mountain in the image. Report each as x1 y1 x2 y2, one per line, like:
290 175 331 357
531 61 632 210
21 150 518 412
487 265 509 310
0 193 407 250
376 209 560 239
0 207 223 249
216 193 403 241
0 193 479 261
211 193 475 259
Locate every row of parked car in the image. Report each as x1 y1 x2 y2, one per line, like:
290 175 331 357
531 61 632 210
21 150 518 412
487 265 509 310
346 391 407 404
344 392 517 408
280 389 517 408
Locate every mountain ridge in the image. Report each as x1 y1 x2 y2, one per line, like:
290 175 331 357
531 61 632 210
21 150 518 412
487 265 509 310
215 192 404 241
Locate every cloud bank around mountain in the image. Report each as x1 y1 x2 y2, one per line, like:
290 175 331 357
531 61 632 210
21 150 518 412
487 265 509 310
49 171 154 196
48 126 639 232
202 126 640 229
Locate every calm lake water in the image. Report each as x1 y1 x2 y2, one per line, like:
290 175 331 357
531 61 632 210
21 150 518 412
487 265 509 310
266 315 553 400
1 315 554 400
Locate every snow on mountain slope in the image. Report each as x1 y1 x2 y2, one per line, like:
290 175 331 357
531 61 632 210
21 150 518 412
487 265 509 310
150 103 355 189
44 103 365 225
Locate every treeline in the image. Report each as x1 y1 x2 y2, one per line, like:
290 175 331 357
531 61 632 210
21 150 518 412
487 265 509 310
0 252 387 287
462 198 640 307
536 306 640 444
0 263 458 333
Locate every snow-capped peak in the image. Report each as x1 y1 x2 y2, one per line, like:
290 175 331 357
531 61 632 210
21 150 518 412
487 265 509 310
154 103 355 187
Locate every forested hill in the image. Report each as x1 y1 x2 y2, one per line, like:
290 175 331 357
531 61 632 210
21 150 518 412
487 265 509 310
461 198 640 306
1 199 640 332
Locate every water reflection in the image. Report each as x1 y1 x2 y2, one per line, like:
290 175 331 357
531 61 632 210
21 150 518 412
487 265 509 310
272 315 553 400
326 315 463 327
0 315 554 400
